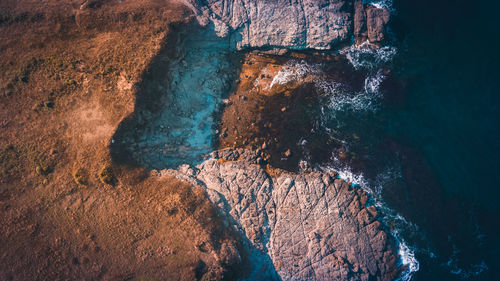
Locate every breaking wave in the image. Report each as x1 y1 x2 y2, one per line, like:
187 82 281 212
365 69 386 95
312 35 420 278
270 27 421 279
364 0 394 11
270 60 384 112
318 160 420 281
340 42 397 70
269 61 320 88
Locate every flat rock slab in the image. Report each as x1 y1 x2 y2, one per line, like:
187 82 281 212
172 149 402 280
182 0 390 50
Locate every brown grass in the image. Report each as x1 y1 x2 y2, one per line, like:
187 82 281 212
0 1 243 280
98 164 116 185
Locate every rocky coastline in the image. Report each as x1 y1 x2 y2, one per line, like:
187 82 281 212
0 0 405 280
162 148 403 280
182 0 390 49
108 1 403 279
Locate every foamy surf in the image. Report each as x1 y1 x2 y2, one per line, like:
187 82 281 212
311 25 422 280
397 241 420 281
364 0 394 11
318 160 420 281
365 69 386 95
269 60 320 88
269 60 384 113
340 42 397 70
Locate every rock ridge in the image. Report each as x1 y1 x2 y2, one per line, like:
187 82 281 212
164 148 402 280
182 0 391 50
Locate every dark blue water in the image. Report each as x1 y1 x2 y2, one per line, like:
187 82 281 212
303 1 500 279
263 0 500 274
385 0 500 279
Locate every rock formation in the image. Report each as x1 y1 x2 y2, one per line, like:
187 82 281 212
354 0 390 44
167 148 402 280
182 0 391 50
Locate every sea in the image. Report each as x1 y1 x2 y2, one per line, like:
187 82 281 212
273 0 500 280
321 0 500 280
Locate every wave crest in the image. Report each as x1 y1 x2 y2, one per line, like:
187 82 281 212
340 42 397 70
363 0 394 11
270 60 385 113
318 161 420 281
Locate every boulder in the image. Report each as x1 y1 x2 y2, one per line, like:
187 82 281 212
365 5 390 42
174 148 402 280
353 0 390 43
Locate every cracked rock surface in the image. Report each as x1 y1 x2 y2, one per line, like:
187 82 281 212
171 149 401 280
182 0 390 50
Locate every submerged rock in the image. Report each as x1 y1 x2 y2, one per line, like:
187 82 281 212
171 148 402 280
182 0 390 50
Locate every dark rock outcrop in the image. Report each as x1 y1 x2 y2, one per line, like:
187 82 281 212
353 0 390 44
353 0 368 43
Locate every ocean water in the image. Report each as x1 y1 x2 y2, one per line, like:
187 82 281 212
274 0 500 279
325 0 500 280
387 1 500 280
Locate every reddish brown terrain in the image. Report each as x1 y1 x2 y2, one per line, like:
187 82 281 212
0 1 243 280
218 51 366 172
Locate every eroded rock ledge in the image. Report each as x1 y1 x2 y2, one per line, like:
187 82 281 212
182 0 390 50
164 148 402 280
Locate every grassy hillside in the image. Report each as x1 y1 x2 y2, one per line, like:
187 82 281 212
0 1 244 280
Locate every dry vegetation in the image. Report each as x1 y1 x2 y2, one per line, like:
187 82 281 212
0 1 244 280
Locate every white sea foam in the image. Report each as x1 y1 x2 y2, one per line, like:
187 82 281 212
341 42 397 70
397 241 420 281
365 69 386 95
318 80 379 111
272 2 418 279
270 60 384 113
269 60 320 88
319 158 420 281
363 0 394 11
